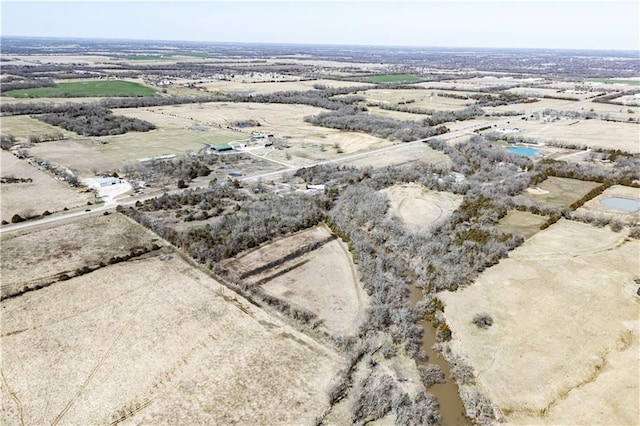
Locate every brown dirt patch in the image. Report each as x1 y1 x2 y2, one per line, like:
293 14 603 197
382 183 462 232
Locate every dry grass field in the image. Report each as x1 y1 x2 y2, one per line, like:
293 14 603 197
201 78 372 95
439 220 640 425
0 151 88 223
516 176 601 209
222 225 366 335
363 88 471 111
0 213 159 297
28 139 124 176
1 253 339 425
0 115 68 141
576 185 640 223
515 119 640 153
344 142 450 169
366 106 425 121
382 184 462 232
496 210 548 239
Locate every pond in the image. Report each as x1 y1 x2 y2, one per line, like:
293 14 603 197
599 197 640 212
506 146 540 157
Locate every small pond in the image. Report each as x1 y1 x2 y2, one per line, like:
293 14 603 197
599 197 640 212
507 146 540 157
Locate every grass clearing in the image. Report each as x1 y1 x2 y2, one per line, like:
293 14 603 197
1 253 338 425
0 151 88 223
516 176 601 209
382 183 462 232
4 80 156 98
440 220 640 425
496 210 548 239
222 225 366 335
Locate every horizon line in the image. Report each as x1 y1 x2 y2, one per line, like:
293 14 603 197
2 34 639 54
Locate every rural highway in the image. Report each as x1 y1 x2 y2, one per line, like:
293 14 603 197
0 116 527 235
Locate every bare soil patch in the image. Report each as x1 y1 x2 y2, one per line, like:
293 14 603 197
382 183 462 232
0 213 158 297
440 220 639 425
0 151 88 222
222 225 366 335
1 254 338 425
516 176 601 209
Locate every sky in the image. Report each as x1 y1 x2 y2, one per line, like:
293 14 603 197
1 1 638 51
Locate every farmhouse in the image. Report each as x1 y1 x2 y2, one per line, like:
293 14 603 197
96 177 124 187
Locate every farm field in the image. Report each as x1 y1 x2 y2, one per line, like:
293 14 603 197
516 176 601 209
576 185 640 223
201 78 372 94
357 74 423 84
382 183 462 232
343 142 449 169
3 80 156 97
439 220 640 425
496 210 548 239
1 252 339 425
515 119 640 153
0 213 159 298
0 151 88 223
363 88 471 111
0 115 67 141
28 139 126 176
222 225 366 335
587 78 640 86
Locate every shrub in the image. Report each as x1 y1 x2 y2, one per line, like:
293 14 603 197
472 312 494 329
419 364 446 388
10 214 25 223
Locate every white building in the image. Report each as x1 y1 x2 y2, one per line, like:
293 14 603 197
96 177 124 187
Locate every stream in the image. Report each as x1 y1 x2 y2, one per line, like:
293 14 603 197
409 285 470 425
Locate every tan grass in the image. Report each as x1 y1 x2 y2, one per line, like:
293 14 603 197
0 151 88 222
440 220 640 424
